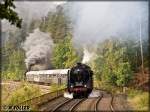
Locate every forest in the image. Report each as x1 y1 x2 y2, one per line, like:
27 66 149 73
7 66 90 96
1 1 149 110
2 4 149 89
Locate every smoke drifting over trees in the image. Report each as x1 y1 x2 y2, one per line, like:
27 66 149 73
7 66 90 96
23 29 54 70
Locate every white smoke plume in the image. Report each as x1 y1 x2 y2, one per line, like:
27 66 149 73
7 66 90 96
82 47 96 64
23 28 54 70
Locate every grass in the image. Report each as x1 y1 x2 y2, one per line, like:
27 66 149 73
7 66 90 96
127 88 149 111
49 83 66 92
3 81 41 105
94 80 149 111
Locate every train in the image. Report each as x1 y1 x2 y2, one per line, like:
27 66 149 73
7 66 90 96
26 62 93 98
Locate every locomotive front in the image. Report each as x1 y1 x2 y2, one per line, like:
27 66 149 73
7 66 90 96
67 63 93 98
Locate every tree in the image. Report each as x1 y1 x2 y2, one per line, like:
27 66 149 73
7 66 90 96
2 48 25 80
40 5 71 43
64 34 80 68
0 0 22 28
52 34 79 69
1 25 27 80
92 38 133 87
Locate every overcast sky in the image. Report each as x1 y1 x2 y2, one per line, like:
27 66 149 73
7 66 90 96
2 1 66 32
68 1 148 45
2 1 148 44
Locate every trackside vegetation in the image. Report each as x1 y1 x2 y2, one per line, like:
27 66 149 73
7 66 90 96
2 82 41 105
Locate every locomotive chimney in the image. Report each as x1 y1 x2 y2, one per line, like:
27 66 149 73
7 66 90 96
77 62 82 66
24 64 34 80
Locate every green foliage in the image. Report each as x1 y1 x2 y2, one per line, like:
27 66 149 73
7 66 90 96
127 88 149 110
40 5 71 43
123 38 149 72
127 88 143 98
2 47 25 80
5 83 41 105
137 93 149 110
2 22 28 80
115 62 132 86
0 0 22 28
50 83 66 92
94 80 123 94
52 34 79 69
91 39 133 87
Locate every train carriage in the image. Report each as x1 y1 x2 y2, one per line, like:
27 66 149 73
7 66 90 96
26 69 69 84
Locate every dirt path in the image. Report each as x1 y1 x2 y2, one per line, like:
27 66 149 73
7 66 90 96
1 80 50 94
97 93 112 111
112 94 132 111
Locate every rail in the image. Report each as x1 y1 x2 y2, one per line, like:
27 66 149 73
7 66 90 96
18 88 66 110
95 93 103 111
94 87 115 112
110 93 114 112
51 99 73 112
69 99 86 111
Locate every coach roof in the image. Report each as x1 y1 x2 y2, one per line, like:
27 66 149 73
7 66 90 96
26 69 70 75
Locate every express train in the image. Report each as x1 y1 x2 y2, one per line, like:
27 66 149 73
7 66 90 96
26 63 93 98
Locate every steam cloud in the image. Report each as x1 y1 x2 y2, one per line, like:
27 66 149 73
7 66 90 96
68 2 148 45
67 2 148 63
23 28 54 70
82 47 96 64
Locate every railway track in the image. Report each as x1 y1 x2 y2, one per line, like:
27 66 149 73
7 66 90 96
52 98 86 112
88 89 114 112
69 99 86 111
39 95 67 111
17 89 129 111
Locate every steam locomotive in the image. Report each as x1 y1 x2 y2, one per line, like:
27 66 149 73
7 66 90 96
67 63 93 98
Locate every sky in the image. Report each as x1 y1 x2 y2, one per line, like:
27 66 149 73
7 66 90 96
2 1 148 45
68 1 148 45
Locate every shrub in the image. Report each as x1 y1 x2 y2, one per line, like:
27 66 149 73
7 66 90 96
50 83 66 92
5 83 41 105
127 88 149 110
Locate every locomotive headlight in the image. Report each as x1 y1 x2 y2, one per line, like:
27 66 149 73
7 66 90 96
84 85 87 87
71 85 73 88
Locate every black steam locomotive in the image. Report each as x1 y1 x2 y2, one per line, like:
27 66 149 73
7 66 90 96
67 63 93 98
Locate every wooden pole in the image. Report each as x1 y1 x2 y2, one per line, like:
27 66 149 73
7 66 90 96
139 14 144 75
